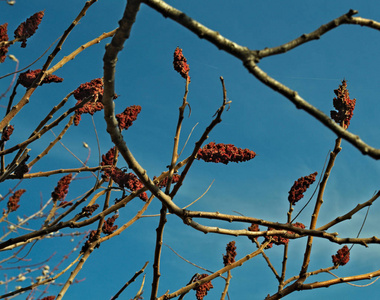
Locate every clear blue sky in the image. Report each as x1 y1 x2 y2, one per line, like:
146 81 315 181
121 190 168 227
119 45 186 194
1 1 380 299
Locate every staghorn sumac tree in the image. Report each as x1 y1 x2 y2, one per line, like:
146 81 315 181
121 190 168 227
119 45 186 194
1 1 380 299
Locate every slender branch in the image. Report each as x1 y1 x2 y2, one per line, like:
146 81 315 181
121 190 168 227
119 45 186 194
164 243 215 275
56 247 94 300
111 261 149 300
13 166 109 179
256 10 358 58
28 115 75 167
300 138 341 277
266 268 380 300
317 190 380 231
279 204 293 290
220 270 232 300
151 72 190 300
283 266 336 287
46 29 117 75
151 204 167 300
98 194 154 243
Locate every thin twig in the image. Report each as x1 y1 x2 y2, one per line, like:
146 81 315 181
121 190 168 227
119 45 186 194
111 261 149 300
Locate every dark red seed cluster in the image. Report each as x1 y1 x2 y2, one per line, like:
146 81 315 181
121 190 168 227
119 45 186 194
247 223 260 243
73 78 104 102
0 23 9 63
197 142 256 164
223 241 237 266
331 80 356 129
2 125 14 141
41 296 55 300
288 172 317 205
173 47 190 80
73 78 104 125
332 245 350 266
73 78 117 126
100 148 147 201
14 11 44 48
101 147 117 168
58 201 73 208
81 230 98 253
116 105 141 130
292 222 306 230
264 222 305 249
154 174 181 189
101 147 118 180
110 168 148 201
194 274 213 300
18 69 63 88
13 157 29 178
264 228 289 248
81 204 100 217
7 189 26 212
102 215 118 235
51 174 72 202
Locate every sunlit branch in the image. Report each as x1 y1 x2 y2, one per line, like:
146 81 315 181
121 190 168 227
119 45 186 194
12 166 108 179
267 268 380 300
278 203 294 290
284 266 340 288
317 190 380 231
46 29 117 75
99 195 154 243
220 270 232 300
254 239 281 282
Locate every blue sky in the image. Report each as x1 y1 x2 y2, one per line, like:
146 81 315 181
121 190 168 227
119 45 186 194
1 1 380 299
